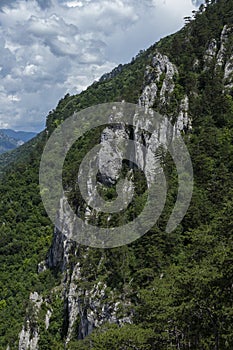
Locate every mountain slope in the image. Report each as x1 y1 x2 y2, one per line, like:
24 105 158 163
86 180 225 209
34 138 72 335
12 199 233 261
0 1 233 349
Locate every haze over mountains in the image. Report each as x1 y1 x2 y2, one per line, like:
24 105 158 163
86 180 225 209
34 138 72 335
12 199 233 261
0 129 36 154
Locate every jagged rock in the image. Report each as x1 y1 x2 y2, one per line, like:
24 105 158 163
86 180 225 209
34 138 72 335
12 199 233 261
98 125 129 184
17 44 208 350
224 54 233 90
139 52 178 111
202 25 233 88
204 39 218 68
37 260 47 274
41 51 190 347
65 263 82 342
45 309 52 330
18 292 43 350
135 55 191 180
176 96 191 132
216 25 233 68
46 198 77 271
66 279 132 343
47 227 66 270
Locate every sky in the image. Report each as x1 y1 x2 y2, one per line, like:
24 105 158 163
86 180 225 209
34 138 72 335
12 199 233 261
0 0 203 132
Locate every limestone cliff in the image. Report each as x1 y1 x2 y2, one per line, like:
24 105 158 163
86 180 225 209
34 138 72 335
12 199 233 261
17 19 233 350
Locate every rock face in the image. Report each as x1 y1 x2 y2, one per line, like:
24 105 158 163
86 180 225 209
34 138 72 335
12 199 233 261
65 275 132 344
204 25 233 85
139 52 178 111
18 292 43 350
216 25 233 67
18 22 233 348
45 196 78 272
18 51 191 350
98 124 129 184
46 223 133 345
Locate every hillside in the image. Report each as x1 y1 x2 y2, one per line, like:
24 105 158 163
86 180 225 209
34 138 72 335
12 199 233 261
0 1 233 349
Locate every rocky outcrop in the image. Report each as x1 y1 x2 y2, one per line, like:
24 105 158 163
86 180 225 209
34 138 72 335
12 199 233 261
19 50 193 349
65 275 132 344
204 38 218 68
203 25 233 80
203 24 233 92
45 309 52 330
46 197 79 272
139 52 178 111
217 25 233 91
60 53 192 343
224 53 233 90
18 292 43 350
216 25 233 68
176 95 191 132
98 124 129 184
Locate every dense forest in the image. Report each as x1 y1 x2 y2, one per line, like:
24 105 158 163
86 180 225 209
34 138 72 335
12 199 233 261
0 0 233 349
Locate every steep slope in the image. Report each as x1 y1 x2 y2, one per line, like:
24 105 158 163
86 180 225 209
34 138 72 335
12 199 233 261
0 1 233 349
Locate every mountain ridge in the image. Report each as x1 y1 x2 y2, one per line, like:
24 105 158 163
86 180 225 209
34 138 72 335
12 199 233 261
0 129 37 143
0 129 37 155
0 1 233 349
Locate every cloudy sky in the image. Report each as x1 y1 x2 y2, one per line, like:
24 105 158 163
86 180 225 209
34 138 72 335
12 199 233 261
0 0 203 132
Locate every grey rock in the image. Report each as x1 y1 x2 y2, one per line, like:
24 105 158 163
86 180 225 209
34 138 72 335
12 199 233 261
18 292 43 350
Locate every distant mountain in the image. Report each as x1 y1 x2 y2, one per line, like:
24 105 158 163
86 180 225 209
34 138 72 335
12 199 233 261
0 129 36 142
0 129 36 154
0 131 22 154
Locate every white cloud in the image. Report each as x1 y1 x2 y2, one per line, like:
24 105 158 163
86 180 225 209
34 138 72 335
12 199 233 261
0 0 201 132
65 1 84 7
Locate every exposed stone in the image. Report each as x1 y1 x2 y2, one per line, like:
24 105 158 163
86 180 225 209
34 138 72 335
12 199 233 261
66 263 82 343
45 54 192 348
139 52 178 111
176 96 191 132
98 125 128 183
193 58 199 70
65 260 133 344
37 260 47 274
46 199 77 271
224 54 233 90
204 39 217 68
18 47 198 350
216 25 233 68
18 292 43 350
45 309 52 330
